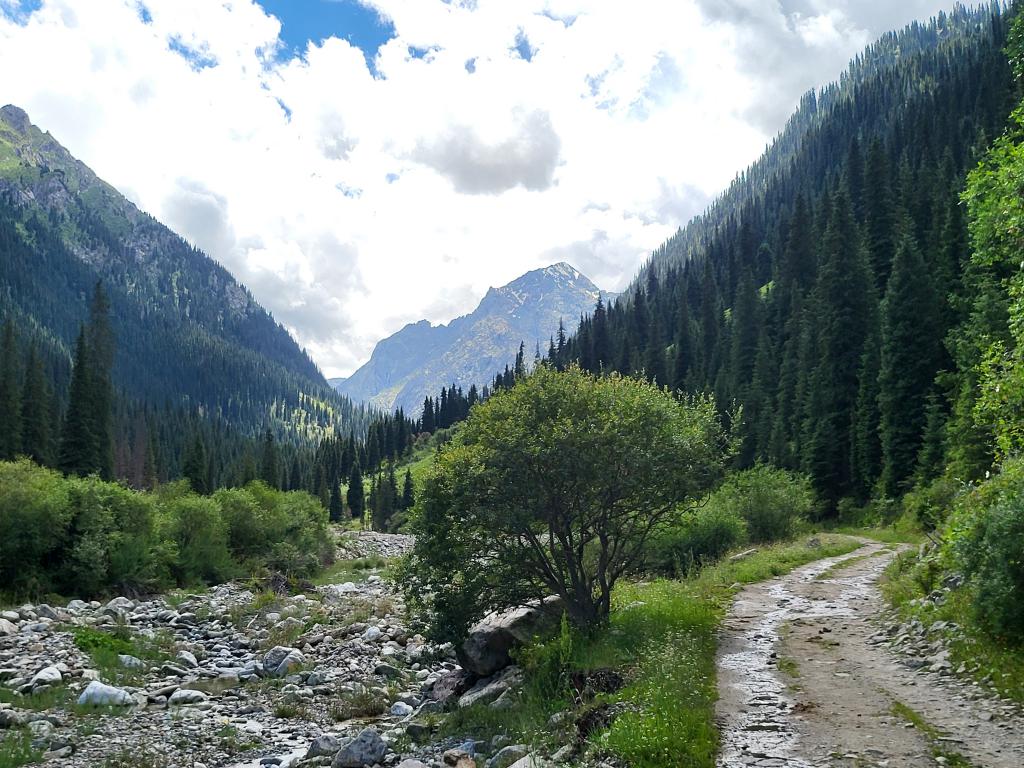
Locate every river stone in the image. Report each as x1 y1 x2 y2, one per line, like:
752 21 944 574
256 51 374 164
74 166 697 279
306 734 344 758
168 688 208 705
30 666 62 688
487 746 530 768
176 650 199 669
0 618 16 636
331 728 387 768
78 680 134 707
397 761 429 768
263 646 304 678
461 597 563 676
459 667 522 709
390 701 414 717
118 654 145 669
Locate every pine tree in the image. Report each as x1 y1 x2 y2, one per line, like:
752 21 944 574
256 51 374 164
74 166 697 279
59 327 99 477
851 316 882 500
183 433 210 494
878 232 941 497
20 344 51 465
729 270 760 399
402 468 415 510
328 483 344 523
806 189 875 504
86 282 114 480
347 463 365 522
0 320 21 461
259 428 280 488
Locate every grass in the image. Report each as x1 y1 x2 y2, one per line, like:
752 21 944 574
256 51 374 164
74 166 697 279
69 626 174 686
814 552 879 580
829 525 925 545
0 729 43 768
312 555 389 586
882 551 1024 705
890 701 974 767
447 534 864 768
329 689 389 721
0 685 72 712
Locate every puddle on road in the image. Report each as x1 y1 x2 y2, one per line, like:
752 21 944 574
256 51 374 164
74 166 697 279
716 548 880 768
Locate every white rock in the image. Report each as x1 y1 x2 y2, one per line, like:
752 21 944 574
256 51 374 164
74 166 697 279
77 680 134 707
30 666 62 688
168 688 208 705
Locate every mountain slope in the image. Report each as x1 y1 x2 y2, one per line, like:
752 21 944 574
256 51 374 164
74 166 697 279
559 3 1018 501
337 263 610 413
0 105 367 441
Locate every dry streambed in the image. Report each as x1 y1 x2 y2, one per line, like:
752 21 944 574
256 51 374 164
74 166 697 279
0 533 490 768
716 540 1024 768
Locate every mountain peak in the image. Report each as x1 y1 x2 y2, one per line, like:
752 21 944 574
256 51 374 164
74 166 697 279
0 105 31 134
336 263 609 413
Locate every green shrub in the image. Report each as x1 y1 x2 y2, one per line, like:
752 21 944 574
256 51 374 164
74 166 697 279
948 460 1024 641
648 505 747 575
0 460 71 596
156 485 235 586
707 465 815 544
901 477 960 532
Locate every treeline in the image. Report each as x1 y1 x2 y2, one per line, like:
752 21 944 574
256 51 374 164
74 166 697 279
554 3 1020 509
0 458 332 600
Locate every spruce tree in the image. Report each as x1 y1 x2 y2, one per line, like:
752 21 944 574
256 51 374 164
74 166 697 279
329 483 344 523
259 428 280 488
59 327 99 477
806 189 875 503
0 320 21 461
86 283 115 480
878 232 941 497
347 463 365 522
20 344 51 465
402 468 415 510
183 434 211 494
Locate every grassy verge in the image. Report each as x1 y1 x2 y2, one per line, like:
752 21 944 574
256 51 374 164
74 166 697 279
890 701 974 767
311 555 389 586
829 525 925 545
446 534 864 768
883 552 1024 705
0 729 42 768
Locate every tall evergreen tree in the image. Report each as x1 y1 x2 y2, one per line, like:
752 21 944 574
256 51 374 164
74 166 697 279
19 344 51 465
259 428 280 488
805 189 875 503
328 482 344 523
401 468 415 510
182 433 210 494
59 327 98 477
878 232 942 496
347 463 365 522
86 282 114 480
0 320 20 461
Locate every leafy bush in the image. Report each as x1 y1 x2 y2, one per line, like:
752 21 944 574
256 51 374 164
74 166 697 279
0 460 71 595
947 458 1024 641
0 460 333 599
706 465 815 544
901 477 960 532
647 505 747 575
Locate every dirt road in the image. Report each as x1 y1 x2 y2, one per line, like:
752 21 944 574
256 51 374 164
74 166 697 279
715 541 1024 767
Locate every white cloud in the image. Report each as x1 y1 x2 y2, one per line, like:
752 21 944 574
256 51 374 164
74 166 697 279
0 0 952 376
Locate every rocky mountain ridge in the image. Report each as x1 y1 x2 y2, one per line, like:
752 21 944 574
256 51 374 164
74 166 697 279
335 263 614 414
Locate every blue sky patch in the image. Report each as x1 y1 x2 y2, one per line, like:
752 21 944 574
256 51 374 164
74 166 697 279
512 29 534 61
465 57 477 73
136 2 152 24
258 0 395 73
168 36 218 70
0 0 41 25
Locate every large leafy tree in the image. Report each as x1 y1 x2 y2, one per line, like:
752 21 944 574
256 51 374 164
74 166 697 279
402 366 731 641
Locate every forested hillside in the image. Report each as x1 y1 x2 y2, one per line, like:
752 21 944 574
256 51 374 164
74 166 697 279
559 4 1020 505
0 105 374 481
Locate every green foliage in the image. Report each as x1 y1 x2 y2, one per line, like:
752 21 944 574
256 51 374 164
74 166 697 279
647 504 747 575
403 366 731 639
946 458 1024 641
707 465 815 543
0 729 42 768
900 477 960 532
0 459 332 599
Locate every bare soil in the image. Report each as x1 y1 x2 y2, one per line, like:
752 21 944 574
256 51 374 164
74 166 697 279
716 541 1024 767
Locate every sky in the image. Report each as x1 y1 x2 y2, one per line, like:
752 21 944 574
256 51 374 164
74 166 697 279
0 0 954 377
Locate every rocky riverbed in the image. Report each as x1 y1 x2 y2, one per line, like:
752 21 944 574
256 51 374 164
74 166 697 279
0 533 538 768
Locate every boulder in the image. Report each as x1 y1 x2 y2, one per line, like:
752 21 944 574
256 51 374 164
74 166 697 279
397 761 429 768
458 666 522 709
306 734 344 758
263 646 304 678
118 654 145 670
331 728 387 768
168 688 208 706
0 618 16 636
428 669 474 706
30 666 62 689
487 746 530 768
77 681 134 707
390 701 414 717
461 597 563 677
175 650 199 669
444 749 476 768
